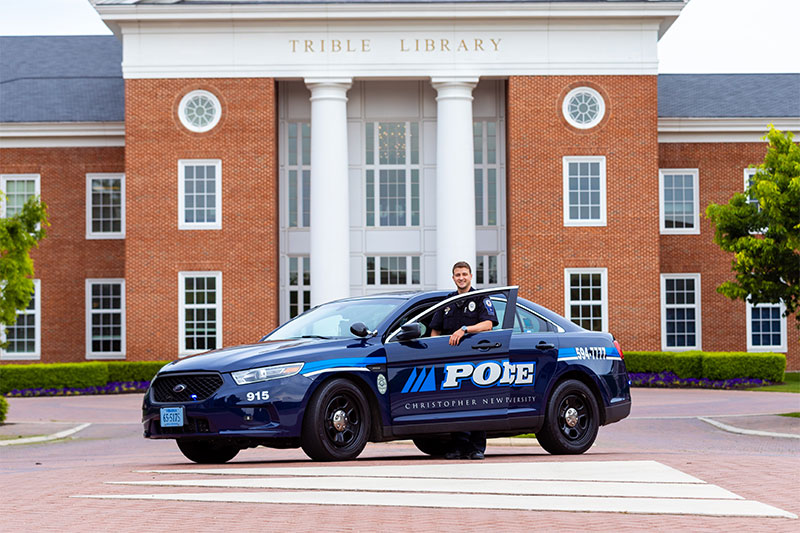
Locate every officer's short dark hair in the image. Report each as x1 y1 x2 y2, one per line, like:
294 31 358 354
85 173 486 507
452 261 472 274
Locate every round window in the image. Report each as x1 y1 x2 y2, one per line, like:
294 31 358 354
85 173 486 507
562 87 605 129
178 90 221 133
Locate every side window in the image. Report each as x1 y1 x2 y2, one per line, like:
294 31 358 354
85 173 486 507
490 298 509 331
515 306 550 334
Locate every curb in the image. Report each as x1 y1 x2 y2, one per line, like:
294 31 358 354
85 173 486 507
698 417 800 439
0 423 92 446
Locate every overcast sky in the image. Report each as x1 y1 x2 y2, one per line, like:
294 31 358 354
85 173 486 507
1 0 798 73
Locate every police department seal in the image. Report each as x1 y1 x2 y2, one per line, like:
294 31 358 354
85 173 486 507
377 374 388 395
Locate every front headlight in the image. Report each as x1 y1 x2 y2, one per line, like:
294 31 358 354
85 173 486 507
231 363 304 385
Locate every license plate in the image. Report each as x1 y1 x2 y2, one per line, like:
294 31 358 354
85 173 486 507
160 407 184 428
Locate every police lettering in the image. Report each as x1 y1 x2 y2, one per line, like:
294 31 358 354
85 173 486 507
442 360 535 389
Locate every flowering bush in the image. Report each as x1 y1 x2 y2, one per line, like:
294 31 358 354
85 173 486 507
630 371 774 390
4 381 150 398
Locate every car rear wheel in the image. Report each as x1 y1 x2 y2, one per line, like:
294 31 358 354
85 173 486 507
412 437 452 456
176 439 240 464
301 378 371 461
537 379 599 455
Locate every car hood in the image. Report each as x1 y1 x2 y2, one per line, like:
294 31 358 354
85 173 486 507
157 337 371 374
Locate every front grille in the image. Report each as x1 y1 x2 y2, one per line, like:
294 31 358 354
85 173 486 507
152 373 223 402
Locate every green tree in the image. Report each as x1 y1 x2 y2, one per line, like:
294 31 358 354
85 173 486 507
706 126 800 327
0 194 49 341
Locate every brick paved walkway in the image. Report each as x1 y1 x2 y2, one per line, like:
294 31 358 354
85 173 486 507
2 388 799 531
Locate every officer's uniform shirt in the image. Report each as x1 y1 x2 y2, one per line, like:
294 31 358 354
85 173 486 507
430 288 499 335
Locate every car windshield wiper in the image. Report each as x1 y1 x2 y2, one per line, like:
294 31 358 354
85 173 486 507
296 335 333 340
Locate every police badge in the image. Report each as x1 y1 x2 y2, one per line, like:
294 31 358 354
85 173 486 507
468 300 476 312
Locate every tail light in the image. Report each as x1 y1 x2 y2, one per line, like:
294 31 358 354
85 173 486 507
613 339 624 359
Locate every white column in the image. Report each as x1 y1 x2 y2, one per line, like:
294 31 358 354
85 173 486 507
305 78 352 306
431 77 479 289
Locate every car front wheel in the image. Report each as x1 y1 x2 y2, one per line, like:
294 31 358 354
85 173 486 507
176 439 240 464
301 378 371 461
536 379 599 455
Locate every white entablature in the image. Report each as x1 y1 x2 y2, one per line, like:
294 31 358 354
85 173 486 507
92 2 685 79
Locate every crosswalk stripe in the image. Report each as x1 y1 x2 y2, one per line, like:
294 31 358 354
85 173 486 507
109 476 741 499
76 490 796 518
140 460 704 483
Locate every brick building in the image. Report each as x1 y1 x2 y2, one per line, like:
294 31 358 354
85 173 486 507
0 0 797 368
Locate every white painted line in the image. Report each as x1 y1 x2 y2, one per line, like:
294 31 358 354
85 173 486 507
698 417 800 439
0 423 91 446
74 491 797 518
140 460 704 484
109 476 741 500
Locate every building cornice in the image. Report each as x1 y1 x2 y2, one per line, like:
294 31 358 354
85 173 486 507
0 122 125 148
657 117 800 143
93 1 684 38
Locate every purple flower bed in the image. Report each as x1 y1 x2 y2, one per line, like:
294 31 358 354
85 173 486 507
5 381 150 398
630 371 773 390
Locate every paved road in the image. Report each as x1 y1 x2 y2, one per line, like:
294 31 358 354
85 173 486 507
2 388 799 531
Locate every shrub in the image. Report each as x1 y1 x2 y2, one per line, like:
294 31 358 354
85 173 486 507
673 351 703 378
702 352 785 382
0 362 109 395
624 351 786 382
106 361 170 383
622 351 674 374
0 396 8 423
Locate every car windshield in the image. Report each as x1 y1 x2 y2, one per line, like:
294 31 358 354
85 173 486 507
263 298 405 340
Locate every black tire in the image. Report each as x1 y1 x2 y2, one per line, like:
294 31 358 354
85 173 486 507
176 439 240 464
412 436 452 456
301 378 371 461
536 379 599 455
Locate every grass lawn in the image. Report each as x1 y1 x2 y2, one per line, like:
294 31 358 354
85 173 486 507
747 371 800 393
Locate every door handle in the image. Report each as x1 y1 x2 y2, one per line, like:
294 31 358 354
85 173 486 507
472 342 502 350
536 341 555 350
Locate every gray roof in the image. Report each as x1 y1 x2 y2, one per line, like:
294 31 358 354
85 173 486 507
2 36 798 124
0 36 123 123
658 74 800 118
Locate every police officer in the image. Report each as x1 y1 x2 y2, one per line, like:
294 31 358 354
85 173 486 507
430 261 498 459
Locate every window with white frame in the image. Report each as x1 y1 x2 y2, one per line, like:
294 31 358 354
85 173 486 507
366 256 421 286
743 167 761 211
288 256 311 319
747 301 787 352
178 160 221 230
1 174 40 218
86 279 125 358
1 280 40 360
743 167 768 234
179 272 221 355
474 121 499 226
86 173 124 239
565 268 608 332
660 274 702 350
287 122 311 227
562 87 606 130
563 157 606 226
178 89 222 133
659 169 699 234
365 122 421 227
475 255 499 288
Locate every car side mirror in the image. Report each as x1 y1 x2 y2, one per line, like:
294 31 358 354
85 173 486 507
395 322 424 341
350 322 369 338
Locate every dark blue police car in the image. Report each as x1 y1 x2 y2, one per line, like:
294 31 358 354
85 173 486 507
143 286 631 463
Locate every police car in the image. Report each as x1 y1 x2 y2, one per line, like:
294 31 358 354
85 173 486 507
143 286 631 463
